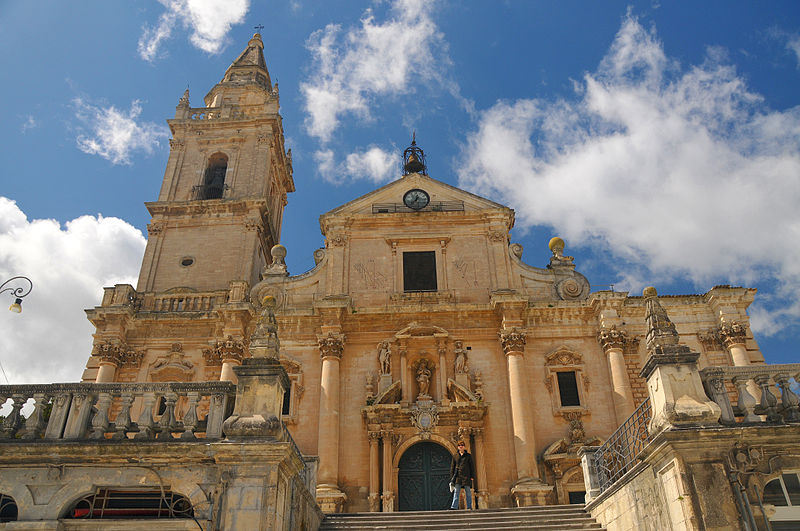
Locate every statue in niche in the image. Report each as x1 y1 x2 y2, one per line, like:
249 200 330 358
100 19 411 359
414 358 433 399
454 340 468 374
378 341 391 375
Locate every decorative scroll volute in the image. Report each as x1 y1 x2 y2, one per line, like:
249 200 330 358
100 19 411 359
318 332 345 360
499 328 526 355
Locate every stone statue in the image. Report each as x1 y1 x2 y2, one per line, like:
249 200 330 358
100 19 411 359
548 236 574 266
415 360 432 399
378 341 391 375
454 341 468 374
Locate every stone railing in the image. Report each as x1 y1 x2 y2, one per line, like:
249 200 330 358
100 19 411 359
188 107 223 120
700 363 800 425
139 291 228 312
0 381 235 441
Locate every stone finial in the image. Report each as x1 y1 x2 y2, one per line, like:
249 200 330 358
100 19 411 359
249 295 280 358
178 88 190 106
264 244 289 277
597 325 628 352
548 236 574 267
643 287 689 357
499 328 526 355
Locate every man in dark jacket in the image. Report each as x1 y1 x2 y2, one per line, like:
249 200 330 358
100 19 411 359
450 440 474 509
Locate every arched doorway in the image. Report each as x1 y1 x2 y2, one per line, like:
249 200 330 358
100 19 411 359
397 442 451 511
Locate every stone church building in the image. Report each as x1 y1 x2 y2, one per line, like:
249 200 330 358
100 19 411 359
77 34 769 515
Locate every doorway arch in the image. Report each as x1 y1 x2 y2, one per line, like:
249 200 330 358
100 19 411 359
397 441 452 511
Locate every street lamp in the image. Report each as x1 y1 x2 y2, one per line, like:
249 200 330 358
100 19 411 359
1 276 33 313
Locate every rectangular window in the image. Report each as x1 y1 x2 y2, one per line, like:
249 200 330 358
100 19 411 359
403 251 437 292
557 371 580 407
281 387 291 416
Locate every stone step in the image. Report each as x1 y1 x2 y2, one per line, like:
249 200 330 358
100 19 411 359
320 505 604 531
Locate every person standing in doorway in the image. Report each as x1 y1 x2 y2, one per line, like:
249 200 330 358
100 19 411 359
450 440 474 510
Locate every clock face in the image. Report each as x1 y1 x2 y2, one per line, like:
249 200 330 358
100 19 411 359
403 189 430 210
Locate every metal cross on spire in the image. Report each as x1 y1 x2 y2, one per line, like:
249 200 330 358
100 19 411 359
254 24 265 32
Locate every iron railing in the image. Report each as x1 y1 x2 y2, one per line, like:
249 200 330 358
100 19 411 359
372 201 465 214
594 397 654 493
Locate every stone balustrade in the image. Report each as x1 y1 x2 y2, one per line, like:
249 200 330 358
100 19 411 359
143 291 226 312
699 363 800 425
0 381 235 441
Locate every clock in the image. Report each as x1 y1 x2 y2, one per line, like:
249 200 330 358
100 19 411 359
403 189 430 210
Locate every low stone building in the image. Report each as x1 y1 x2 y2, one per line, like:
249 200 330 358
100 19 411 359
1 33 798 530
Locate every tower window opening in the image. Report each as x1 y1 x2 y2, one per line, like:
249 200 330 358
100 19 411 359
200 153 228 199
282 387 291 416
557 371 581 407
403 251 437 292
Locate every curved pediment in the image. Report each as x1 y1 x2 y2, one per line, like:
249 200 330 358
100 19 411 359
544 346 583 367
395 321 449 338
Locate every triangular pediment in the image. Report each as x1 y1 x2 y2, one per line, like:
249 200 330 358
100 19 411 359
321 173 511 219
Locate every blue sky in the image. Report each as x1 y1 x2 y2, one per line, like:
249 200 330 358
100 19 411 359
1 1 799 383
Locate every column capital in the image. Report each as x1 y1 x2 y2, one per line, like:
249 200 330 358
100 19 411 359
318 332 345 360
92 340 142 368
499 327 526 355
597 325 628 352
204 335 248 365
718 319 747 348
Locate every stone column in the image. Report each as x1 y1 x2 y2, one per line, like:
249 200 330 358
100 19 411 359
398 341 408 403
597 326 636 424
718 318 749 367
718 318 761 401
219 336 247 384
95 360 118 383
368 432 381 512
316 331 347 513
500 328 551 506
436 336 448 404
381 431 395 512
472 428 489 509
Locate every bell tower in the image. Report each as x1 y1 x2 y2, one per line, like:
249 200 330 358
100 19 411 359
83 34 293 384
138 32 294 293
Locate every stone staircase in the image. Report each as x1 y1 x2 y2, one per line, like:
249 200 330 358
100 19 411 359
320 504 604 530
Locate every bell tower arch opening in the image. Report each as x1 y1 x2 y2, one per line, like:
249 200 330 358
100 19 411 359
200 152 228 199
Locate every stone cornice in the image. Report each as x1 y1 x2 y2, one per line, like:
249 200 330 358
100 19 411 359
145 198 268 218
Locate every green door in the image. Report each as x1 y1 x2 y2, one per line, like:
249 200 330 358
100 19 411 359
397 442 452 511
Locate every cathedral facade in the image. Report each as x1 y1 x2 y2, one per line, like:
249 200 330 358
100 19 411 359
81 34 767 515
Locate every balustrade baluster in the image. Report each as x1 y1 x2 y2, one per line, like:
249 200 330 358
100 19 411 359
135 392 157 439
703 370 735 424
732 376 760 422
156 392 178 439
21 393 49 439
1 394 26 438
112 392 134 439
206 392 228 439
754 374 781 422
90 392 112 439
773 373 800 422
45 392 72 439
181 392 200 440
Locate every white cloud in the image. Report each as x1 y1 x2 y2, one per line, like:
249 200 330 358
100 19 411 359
301 0 448 143
0 198 146 384
74 98 169 165
457 15 800 336
20 115 37 133
138 0 249 61
787 34 800 67
315 146 396 184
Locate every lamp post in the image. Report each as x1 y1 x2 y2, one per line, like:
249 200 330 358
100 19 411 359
1 276 33 313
